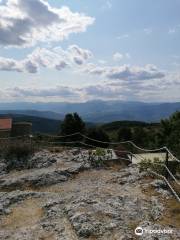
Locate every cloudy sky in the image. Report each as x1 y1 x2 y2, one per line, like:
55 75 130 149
0 0 180 102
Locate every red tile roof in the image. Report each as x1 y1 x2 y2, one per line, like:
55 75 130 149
0 118 12 130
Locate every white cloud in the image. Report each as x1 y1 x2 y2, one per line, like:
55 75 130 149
0 56 22 72
0 45 93 73
168 25 180 34
113 52 123 61
84 84 123 99
105 1 112 9
143 28 152 35
11 86 80 98
106 64 165 81
1 70 180 102
68 45 93 65
125 53 131 59
98 60 107 65
0 0 94 47
101 0 112 11
113 52 131 61
117 34 129 40
168 28 176 34
84 63 165 81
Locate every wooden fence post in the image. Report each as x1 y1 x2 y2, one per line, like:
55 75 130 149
165 149 169 179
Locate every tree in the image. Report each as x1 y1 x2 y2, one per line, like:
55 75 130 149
132 127 148 147
158 111 180 157
85 128 110 148
60 113 85 141
118 127 132 141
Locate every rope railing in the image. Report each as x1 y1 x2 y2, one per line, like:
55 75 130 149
149 170 180 202
43 139 180 201
1 132 180 165
164 147 180 163
150 162 180 186
0 132 179 201
0 134 31 140
37 139 133 156
36 138 180 201
0 132 178 156
42 132 166 152
131 150 180 201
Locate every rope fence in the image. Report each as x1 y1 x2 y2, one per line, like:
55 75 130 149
149 170 180 202
0 132 179 201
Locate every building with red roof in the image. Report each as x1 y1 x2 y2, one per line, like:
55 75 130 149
0 118 12 138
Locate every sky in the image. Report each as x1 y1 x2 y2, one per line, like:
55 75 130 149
0 0 180 103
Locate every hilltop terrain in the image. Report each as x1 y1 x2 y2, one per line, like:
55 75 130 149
0 149 179 239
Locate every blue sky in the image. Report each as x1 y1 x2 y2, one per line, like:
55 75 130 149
0 0 180 102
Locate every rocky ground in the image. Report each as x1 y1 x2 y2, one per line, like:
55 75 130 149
0 148 179 240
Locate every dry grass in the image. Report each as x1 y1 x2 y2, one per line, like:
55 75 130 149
63 217 79 240
142 179 180 228
157 198 180 228
48 147 65 153
38 233 56 240
0 198 43 230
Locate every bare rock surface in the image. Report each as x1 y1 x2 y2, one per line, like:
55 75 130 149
0 149 179 240
0 150 89 190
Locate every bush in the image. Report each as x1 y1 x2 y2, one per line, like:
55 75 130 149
5 142 34 171
138 158 166 175
88 148 106 167
138 158 151 172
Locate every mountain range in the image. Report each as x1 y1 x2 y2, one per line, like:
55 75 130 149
0 100 180 123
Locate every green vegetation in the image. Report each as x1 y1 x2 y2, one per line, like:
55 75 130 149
88 148 106 167
102 121 159 148
157 111 180 158
85 128 110 148
59 113 110 147
138 157 179 176
5 142 34 171
57 111 180 158
101 111 180 158
102 120 155 131
117 127 132 141
138 158 166 175
60 113 85 141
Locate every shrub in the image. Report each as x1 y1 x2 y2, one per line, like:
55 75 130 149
138 158 151 172
5 142 34 171
151 158 166 175
88 148 106 167
138 158 166 175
